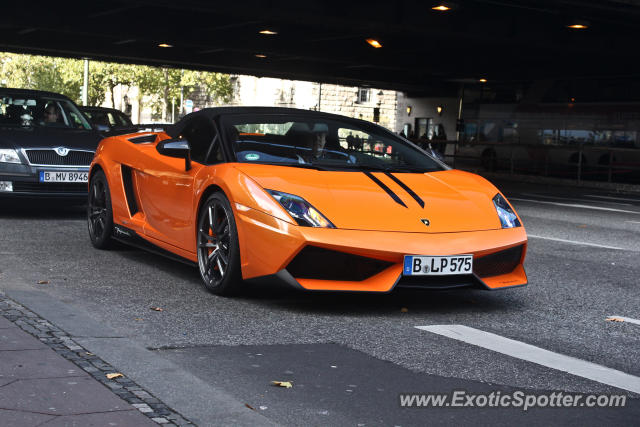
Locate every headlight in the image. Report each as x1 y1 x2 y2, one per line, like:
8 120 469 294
0 149 21 164
493 193 521 228
266 189 335 228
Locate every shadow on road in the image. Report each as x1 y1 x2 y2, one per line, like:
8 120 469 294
240 285 525 316
108 244 526 316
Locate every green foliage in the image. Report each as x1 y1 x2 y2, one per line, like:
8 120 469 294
0 52 233 120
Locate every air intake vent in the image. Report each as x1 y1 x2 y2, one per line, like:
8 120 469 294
128 134 157 144
121 165 139 216
473 245 523 278
286 246 392 281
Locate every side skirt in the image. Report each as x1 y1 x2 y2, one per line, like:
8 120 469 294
112 224 197 267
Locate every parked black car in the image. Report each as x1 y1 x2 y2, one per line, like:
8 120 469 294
0 88 103 198
80 106 138 134
81 106 171 135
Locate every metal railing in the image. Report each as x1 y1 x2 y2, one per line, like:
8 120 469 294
410 139 640 185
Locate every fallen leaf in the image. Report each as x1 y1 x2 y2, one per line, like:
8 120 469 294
606 316 625 322
271 380 293 388
37 280 49 285
134 318 143 321
86 352 94 356
106 373 123 379
400 307 409 313
150 307 163 312
578 224 588 228
245 403 255 410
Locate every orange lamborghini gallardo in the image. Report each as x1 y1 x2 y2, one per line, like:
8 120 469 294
87 107 527 295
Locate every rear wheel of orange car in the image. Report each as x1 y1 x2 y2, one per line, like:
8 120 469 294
87 170 114 249
197 192 242 295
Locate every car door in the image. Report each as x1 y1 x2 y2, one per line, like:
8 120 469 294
137 118 217 251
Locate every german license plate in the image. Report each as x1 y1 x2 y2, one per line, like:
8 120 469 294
403 255 473 276
39 171 88 183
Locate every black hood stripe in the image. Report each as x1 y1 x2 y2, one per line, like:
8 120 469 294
383 172 425 208
363 171 407 208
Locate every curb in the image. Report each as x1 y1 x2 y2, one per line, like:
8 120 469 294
0 292 193 426
0 281 276 427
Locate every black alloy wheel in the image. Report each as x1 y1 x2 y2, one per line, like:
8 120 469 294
87 170 113 249
197 192 242 295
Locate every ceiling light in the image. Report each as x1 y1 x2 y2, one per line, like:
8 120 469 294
255 54 267 58
436 106 443 115
366 38 382 48
567 20 589 29
432 5 451 11
259 30 278 35
158 43 173 48
479 78 487 83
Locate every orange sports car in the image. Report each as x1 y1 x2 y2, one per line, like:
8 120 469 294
87 107 527 295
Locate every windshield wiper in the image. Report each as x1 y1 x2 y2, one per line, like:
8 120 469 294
252 161 330 171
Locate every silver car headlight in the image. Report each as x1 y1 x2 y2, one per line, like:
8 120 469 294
0 149 21 164
266 189 335 228
493 193 521 228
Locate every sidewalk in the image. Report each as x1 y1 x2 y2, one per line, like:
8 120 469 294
0 294 191 426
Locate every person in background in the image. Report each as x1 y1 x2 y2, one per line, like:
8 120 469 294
432 123 447 154
43 103 60 124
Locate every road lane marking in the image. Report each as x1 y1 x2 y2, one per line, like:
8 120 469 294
607 316 640 326
527 234 625 250
626 221 640 225
416 325 640 394
510 197 640 215
519 193 632 206
585 195 640 203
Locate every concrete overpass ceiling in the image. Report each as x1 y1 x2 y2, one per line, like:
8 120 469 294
1 0 639 92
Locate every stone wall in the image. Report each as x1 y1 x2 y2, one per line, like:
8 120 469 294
313 84 398 130
228 75 398 131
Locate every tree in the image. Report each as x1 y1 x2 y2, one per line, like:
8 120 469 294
1 52 234 121
134 66 233 121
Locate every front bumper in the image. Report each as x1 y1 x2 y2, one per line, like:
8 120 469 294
235 205 528 292
0 163 89 198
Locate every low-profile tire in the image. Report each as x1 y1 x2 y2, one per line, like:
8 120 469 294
196 192 243 295
87 170 114 249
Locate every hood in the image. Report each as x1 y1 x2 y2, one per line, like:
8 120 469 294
0 126 103 151
235 164 503 233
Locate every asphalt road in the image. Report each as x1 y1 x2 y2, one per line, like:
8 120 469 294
1 178 639 426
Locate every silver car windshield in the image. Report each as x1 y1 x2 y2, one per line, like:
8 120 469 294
0 95 92 130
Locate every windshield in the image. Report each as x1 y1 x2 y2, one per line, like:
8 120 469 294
84 109 132 127
0 94 93 130
222 113 445 172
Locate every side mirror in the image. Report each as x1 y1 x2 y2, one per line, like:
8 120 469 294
157 139 192 171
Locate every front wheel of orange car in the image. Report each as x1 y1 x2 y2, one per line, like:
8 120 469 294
197 192 242 295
